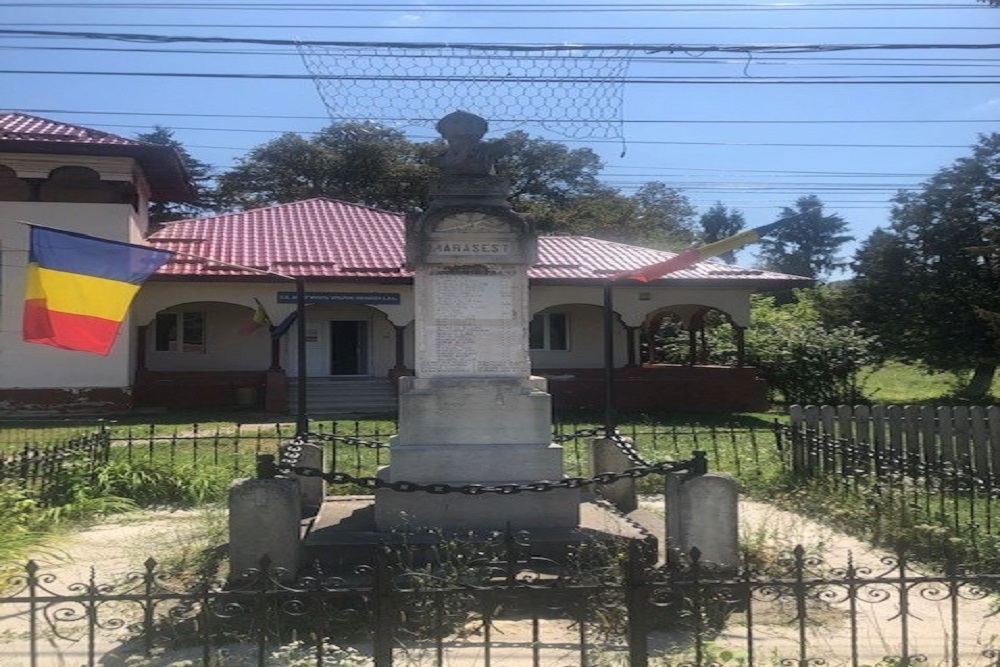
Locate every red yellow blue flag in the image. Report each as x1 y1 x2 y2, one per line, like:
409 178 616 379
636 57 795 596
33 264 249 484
23 226 174 355
240 298 272 334
612 218 791 283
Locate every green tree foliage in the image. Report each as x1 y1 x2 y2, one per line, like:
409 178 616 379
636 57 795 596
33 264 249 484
136 126 217 224
215 122 699 247
539 182 696 248
846 133 1000 400
741 292 880 405
216 122 432 212
698 202 746 262
755 195 853 279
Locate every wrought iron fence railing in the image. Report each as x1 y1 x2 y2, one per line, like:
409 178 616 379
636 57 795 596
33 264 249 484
2 536 998 667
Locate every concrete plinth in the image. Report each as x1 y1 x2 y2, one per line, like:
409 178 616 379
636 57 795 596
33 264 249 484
307 496 651 574
375 375 580 531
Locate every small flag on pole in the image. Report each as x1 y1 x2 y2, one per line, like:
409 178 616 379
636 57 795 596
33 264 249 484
612 218 792 283
23 225 174 355
240 298 272 334
270 311 298 339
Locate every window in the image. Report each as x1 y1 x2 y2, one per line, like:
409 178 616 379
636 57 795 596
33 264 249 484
529 312 569 351
154 311 206 352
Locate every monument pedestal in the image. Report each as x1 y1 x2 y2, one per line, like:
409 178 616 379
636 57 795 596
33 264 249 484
374 376 581 531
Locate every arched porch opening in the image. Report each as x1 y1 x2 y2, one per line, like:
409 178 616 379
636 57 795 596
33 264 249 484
643 304 746 368
133 300 278 411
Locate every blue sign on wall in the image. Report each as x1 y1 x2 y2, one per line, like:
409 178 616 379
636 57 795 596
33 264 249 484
276 292 401 305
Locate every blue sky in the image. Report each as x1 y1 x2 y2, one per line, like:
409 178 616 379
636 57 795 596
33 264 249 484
3 0 998 278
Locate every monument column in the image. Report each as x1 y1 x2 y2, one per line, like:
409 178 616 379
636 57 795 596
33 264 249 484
374 112 580 531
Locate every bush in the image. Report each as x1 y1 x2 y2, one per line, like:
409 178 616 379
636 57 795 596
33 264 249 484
712 291 881 405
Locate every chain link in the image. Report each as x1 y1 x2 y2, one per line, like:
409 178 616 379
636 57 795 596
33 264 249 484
266 455 703 495
262 429 707 495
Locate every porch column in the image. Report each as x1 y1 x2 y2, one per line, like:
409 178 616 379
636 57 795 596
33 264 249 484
735 324 746 367
687 329 698 365
625 325 640 367
135 325 148 372
269 336 281 371
392 324 407 371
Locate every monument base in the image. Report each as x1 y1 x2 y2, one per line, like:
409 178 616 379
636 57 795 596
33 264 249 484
375 375 580 531
304 496 651 575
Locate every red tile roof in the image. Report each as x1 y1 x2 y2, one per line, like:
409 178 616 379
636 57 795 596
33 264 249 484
0 112 148 145
149 198 810 288
0 112 195 201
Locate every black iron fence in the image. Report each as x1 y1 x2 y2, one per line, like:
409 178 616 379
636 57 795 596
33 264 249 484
2 535 998 667
781 423 1000 554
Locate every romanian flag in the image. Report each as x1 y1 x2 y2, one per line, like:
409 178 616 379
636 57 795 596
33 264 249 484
240 298 272 334
612 218 792 283
23 226 173 355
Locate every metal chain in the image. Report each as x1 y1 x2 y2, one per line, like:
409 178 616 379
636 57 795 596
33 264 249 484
553 426 651 468
260 448 707 495
302 430 391 449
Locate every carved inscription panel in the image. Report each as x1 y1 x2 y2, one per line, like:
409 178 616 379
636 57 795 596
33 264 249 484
415 268 530 377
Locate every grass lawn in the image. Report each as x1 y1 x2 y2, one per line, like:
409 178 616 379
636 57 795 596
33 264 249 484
861 360 999 404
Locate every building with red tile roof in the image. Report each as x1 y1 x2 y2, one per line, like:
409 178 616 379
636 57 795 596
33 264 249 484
0 114 809 416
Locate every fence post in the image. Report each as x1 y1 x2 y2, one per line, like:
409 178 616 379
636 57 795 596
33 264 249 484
373 547 395 667
624 540 650 667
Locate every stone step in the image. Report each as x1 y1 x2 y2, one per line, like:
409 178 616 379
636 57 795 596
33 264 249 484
288 378 398 416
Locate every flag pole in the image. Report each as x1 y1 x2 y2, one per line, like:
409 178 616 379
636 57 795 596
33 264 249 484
295 277 308 436
603 280 617 435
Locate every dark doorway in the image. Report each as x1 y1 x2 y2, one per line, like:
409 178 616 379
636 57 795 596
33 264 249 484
329 320 368 375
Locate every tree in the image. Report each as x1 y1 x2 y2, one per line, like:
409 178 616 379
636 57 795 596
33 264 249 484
539 183 697 248
698 202 746 262
215 122 698 248
216 122 431 212
136 126 217 225
755 195 853 280
846 133 1000 400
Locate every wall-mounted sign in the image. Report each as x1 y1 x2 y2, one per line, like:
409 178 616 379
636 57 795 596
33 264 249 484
277 292 401 305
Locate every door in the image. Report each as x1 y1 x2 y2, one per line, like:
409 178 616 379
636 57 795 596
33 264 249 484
329 320 368 375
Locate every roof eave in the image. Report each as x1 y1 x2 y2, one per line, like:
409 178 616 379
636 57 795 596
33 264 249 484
0 140 197 203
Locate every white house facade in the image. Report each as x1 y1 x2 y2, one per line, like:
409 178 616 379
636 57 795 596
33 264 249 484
0 113 810 416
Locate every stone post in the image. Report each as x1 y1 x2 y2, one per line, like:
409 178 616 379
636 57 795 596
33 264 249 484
279 440 325 517
665 471 739 570
590 437 637 513
228 476 301 582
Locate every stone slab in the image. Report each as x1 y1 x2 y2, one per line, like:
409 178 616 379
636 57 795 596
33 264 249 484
302 496 655 574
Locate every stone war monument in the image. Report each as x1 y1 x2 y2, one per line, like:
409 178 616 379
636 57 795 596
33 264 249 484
373 111 581 531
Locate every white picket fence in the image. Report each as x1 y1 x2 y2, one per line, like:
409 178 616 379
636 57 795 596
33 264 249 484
788 404 1000 476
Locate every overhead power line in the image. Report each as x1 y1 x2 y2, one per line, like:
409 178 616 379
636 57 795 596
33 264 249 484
1 29 998 54
0 2 989 11
12 108 998 126
5 22 996 30
4 69 997 85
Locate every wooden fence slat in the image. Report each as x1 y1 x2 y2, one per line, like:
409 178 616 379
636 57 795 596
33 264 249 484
918 405 938 465
969 406 990 477
855 405 872 446
938 406 956 465
902 405 922 474
820 405 837 440
988 406 1000 482
887 405 904 462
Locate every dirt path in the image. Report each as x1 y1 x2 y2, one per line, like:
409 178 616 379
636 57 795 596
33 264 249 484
1 502 997 667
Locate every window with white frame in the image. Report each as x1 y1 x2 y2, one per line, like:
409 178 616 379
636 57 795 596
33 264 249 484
154 311 206 353
529 312 569 351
